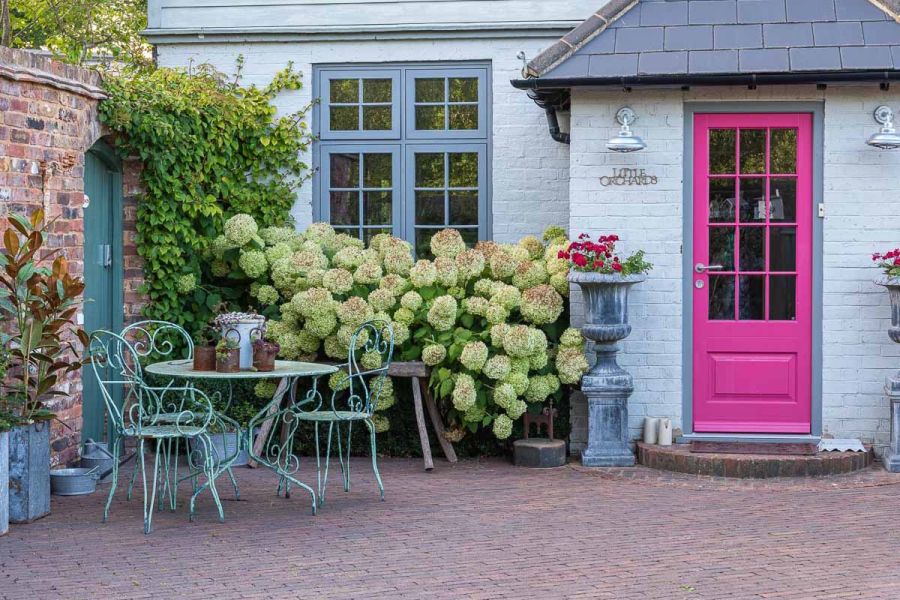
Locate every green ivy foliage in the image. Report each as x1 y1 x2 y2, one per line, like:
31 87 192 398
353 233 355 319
98 59 313 329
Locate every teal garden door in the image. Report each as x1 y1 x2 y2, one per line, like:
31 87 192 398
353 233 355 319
81 141 124 442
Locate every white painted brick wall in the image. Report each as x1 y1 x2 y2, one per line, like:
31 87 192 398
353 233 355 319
568 85 900 456
155 37 570 243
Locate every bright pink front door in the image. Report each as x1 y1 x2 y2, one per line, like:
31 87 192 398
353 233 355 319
692 113 812 433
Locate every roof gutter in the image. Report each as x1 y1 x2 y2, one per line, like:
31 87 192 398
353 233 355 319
512 69 900 90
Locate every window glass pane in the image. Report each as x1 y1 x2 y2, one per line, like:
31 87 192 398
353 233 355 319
739 227 765 271
709 129 736 174
416 106 445 130
708 275 735 320
769 178 796 223
330 79 358 103
330 153 359 188
415 153 445 188
362 106 392 131
363 79 392 103
769 227 796 272
415 78 444 103
709 227 735 271
459 228 479 247
449 191 478 225
449 78 478 102
738 275 765 320
740 129 766 174
449 153 478 187
364 191 392 225
364 228 392 244
770 276 796 320
330 106 358 131
416 192 445 225
363 153 392 188
449 105 478 130
770 129 797 174
708 178 735 223
739 178 765 223
330 192 359 226
415 229 436 257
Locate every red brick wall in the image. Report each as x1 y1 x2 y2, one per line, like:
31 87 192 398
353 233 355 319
0 48 146 466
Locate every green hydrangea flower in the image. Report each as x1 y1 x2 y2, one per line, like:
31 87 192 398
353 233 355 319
544 243 570 275
409 260 437 287
490 324 509 348
462 405 486 424
322 268 354 294
224 213 259 246
434 257 459 287
489 248 518 280
492 414 513 440
556 346 590 385
463 297 489 316
451 373 477 412
503 325 538 358
483 355 512 380
354 261 383 285
520 284 564 325
368 288 397 312
510 357 531 375
211 260 230 277
377 236 413 257
400 290 423 312
305 222 336 245
529 350 548 370
379 274 409 297
427 295 457 331
332 246 364 270
503 372 529 396
389 321 410 345
360 349 383 370
337 297 374 327
292 249 330 271
175 273 196 294
295 287 336 319
460 341 488 372
560 328 584 348
259 226 298 246
542 225 567 243
264 242 293 264
422 344 447 366
430 228 466 259
506 399 527 420
393 307 416 325
492 382 517 409
372 414 390 433
512 260 548 290
254 380 278 399
208 234 235 259
518 235 544 260
484 303 508 325
239 249 268 279
304 312 338 339
336 324 369 348
297 330 322 354
383 250 415 276
550 272 570 297
473 278 495 298
270 258 302 290
324 335 349 359
276 332 302 359
255 284 280 305
525 374 558 403
490 284 521 311
455 249 486 280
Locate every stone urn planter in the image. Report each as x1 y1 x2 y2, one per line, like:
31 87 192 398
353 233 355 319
569 272 646 467
1 430 9 536
8 421 51 523
879 277 900 472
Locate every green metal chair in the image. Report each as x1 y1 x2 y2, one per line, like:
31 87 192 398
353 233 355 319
293 320 394 504
119 320 242 506
88 330 225 534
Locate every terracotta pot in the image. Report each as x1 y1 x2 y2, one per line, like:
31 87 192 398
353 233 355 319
193 346 216 371
216 348 240 373
252 341 280 372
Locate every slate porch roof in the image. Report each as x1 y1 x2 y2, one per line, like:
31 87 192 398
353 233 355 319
519 0 900 87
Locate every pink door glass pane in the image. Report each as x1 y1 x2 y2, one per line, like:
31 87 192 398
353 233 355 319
693 114 812 434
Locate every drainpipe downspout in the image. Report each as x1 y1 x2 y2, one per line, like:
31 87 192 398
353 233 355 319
527 89 571 145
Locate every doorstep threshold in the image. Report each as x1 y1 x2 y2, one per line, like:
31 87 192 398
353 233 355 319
677 433 822 445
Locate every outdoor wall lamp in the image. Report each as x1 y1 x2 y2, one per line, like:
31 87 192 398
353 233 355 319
607 107 646 153
867 106 900 150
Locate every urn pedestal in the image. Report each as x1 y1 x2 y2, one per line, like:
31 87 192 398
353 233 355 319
882 279 900 472
569 272 646 467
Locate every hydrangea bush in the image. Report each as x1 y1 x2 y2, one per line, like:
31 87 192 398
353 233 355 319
205 216 590 440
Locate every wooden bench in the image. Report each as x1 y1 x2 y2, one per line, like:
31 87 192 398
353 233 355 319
249 361 457 471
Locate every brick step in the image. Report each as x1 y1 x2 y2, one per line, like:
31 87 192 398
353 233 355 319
637 442 874 478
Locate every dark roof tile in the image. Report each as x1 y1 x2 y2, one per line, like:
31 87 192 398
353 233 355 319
840 45 894 68
689 0 738 24
638 50 689 74
615 26 664 52
785 0 836 23
837 0 891 20
737 0 787 24
813 21 865 45
588 53 640 76
739 48 790 71
689 49 739 73
640 1 688 26
665 25 714 50
863 19 900 43
763 22 814 47
789 46 842 70
714 24 763 49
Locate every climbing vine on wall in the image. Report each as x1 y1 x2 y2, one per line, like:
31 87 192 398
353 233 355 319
98 59 314 329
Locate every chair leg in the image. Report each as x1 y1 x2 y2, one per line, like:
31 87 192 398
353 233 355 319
103 436 122 523
315 421 324 505
190 435 225 524
364 418 384 501
225 467 240 501
169 438 180 511
126 446 140 501
344 421 353 493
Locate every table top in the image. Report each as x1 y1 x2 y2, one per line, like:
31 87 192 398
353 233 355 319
145 359 338 380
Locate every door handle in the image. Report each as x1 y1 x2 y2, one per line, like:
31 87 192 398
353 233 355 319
103 244 112 268
695 263 723 273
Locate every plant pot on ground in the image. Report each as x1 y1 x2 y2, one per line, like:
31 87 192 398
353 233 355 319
252 337 280 372
216 338 241 373
0 211 89 523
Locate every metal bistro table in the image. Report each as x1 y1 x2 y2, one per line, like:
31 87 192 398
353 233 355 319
145 359 338 515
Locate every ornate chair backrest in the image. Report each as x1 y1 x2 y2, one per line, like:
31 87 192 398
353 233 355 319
88 330 145 437
121 320 194 363
333 320 394 417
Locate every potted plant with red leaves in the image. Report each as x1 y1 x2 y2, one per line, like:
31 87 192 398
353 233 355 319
562 233 651 467
0 210 90 523
252 335 280 372
192 325 218 372
873 248 900 472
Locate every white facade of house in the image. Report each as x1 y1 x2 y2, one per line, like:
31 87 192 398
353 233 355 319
146 0 900 456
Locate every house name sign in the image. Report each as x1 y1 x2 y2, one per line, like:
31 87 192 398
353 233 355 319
599 168 658 187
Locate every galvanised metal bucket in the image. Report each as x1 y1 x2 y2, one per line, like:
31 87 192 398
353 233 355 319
50 467 101 496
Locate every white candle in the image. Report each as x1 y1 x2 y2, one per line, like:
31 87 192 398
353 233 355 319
643 417 659 444
658 419 673 446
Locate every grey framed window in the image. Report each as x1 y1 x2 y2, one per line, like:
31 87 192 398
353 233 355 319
315 63 490 254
